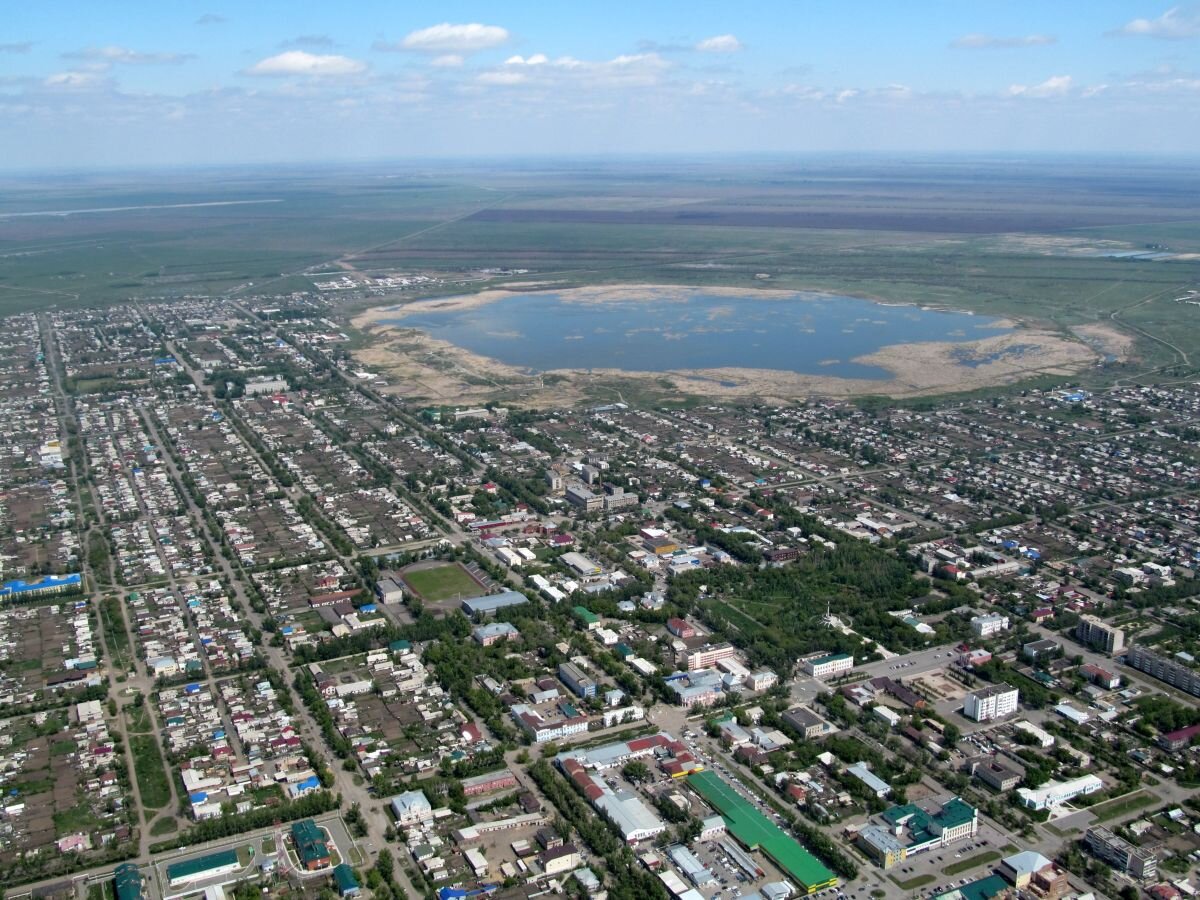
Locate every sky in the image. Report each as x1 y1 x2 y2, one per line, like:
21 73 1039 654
2 1 1200 169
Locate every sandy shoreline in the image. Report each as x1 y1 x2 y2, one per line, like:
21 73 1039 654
349 283 1116 406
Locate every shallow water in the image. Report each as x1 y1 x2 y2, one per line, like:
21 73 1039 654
389 290 1011 379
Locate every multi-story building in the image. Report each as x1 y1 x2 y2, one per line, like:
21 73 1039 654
968 756 1022 792
565 485 603 513
686 643 736 672
1126 646 1200 697
782 706 838 739
970 614 1010 639
1084 826 1158 881
558 661 597 698
1074 615 1125 654
963 683 1019 722
801 652 855 680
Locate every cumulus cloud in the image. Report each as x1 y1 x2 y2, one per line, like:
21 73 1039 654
1007 74 1073 97
64 45 193 65
430 54 464 68
1113 6 1200 39
695 34 743 53
195 13 225 26
950 33 1057 49
393 23 509 53
504 54 549 66
244 51 367 77
0 42 32 54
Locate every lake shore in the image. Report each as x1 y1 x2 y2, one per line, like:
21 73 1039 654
350 284 1112 406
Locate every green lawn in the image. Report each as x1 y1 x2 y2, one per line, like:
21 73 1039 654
401 563 481 602
150 816 178 836
943 851 1001 877
889 874 936 890
1088 791 1157 823
130 734 171 809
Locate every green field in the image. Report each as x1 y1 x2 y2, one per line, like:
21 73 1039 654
130 734 171 809
1088 790 1157 823
942 851 1001 876
889 874 935 890
401 563 483 602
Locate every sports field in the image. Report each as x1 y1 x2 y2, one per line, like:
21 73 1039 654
687 770 837 892
400 562 484 603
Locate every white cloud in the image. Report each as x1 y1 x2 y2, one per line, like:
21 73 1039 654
695 34 743 53
1007 74 1073 97
505 54 549 66
399 23 509 53
431 55 464 68
244 51 367 77
1114 6 1200 39
477 52 669 90
64 45 193 65
950 33 1057 49
477 70 527 86
43 71 105 89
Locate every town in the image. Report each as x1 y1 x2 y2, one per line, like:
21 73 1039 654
1 290 1198 900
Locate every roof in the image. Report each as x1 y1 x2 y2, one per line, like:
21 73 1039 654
166 850 239 881
333 864 359 892
573 606 599 623
1000 850 1052 877
686 770 837 891
291 819 330 864
462 591 530 615
934 875 1010 900
0 573 82 596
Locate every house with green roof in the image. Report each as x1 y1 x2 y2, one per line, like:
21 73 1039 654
291 819 332 870
573 606 599 629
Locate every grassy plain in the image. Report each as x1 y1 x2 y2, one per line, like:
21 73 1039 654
3 157 1200 391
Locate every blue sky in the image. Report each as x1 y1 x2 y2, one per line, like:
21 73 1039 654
2 1 1199 168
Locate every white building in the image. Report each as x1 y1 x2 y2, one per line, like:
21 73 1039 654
1017 774 1103 811
970 614 1010 639
390 790 434 826
801 652 854 680
962 683 1019 722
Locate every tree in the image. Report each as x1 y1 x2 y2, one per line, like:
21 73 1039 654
622 761 650 783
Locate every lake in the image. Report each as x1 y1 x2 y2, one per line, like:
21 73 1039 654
389 289 1012 380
